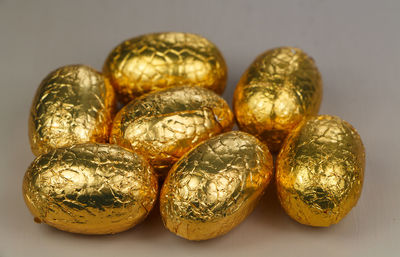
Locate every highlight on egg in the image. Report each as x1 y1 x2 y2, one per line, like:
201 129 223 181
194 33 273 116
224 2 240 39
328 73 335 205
160 131 274 240
29 65 116 156
22 143 158 235
276 115 365 227
233 47 322 153
103 32 227 103
110 86 234 176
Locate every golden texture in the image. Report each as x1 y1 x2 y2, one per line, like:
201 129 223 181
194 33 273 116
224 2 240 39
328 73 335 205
22 143 158 234
29 65 116 156
233 47 322 152
160 131 273 240
276 115 365 227
103 32 227 103
110 86 234 176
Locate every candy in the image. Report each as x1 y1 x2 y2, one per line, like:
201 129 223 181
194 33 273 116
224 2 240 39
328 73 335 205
22 143 158 234
103 32 227 103
160 131 273 240
233 47 322 152
110 86 234 176
29 65 115 156
276 115 365 227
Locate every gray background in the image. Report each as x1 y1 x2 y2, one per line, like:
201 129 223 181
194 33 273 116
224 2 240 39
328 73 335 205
1 0 399 256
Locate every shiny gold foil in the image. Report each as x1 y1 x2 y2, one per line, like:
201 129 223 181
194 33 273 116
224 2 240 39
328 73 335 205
233 47 322 152
103 32 227 103
160 131 273 240
29 65 116 156
22 143 158 234
110 86 234 176
276 115 365 227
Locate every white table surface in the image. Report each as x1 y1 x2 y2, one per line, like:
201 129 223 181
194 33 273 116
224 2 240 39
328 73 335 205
1 1 399 256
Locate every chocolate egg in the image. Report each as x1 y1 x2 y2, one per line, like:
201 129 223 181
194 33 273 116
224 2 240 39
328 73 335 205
22 143 158 234
29 65 116 156
103 32 227 103
160 131 273 240
110 86 234 176
233 47 322 152
276 115 365 227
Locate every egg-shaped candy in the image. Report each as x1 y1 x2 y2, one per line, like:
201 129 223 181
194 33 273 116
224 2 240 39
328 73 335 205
276 115 365 227
160 131 273 240
233 47 322 152
22 143 158 234
103 32 227 103
29 65 116 156
110 86 234 176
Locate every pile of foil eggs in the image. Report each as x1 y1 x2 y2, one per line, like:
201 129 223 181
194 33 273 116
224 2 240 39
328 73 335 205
23 32 365 240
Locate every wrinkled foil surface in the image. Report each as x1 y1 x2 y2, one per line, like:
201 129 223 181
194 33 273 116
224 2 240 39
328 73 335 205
22 143 158 234
110 86 234 176
103 32 227 103
160 131 273 240
29 65 116 156
233 47 322 152
276 115 365 227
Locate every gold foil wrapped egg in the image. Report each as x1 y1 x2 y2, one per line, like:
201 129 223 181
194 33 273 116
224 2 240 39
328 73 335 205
22 143 158 234
103 32 227 103
110 86 234 176
233 47 322 152
276 115 365 227
29 65 116 156
160 131 274 240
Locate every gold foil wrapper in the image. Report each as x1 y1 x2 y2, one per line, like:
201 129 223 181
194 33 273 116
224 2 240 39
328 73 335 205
160 131 274 240
110 86 234 176
103 32 227 103
22 143 158 235
29 65 116 156
233 47 322 152
276 115 365 227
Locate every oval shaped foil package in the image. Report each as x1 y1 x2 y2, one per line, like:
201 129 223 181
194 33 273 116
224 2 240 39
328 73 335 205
110 86 234 176
22 143 158 234
160 131 274 240
276 115 365 227
233 47 322 152
29 65 116 156
103 32 227 103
